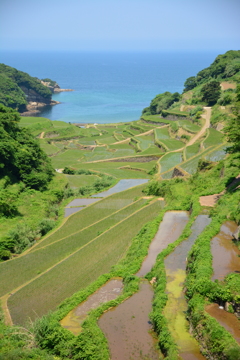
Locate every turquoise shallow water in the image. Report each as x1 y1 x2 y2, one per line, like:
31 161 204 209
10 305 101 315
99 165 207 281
1 50 221 123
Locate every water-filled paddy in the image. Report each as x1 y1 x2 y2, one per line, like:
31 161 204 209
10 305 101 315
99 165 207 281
66 198 100 207
164 215 211 360
211 221 240 281
64 207 85 217
98 281 161 360
99 211 189 359
205 304 240 344
61 279 123 336
137 211 189 277
91 179 149 197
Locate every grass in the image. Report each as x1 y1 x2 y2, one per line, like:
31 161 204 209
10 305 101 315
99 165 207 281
31 184 147 249
203 128 224 148
40 142 59 155
185 143 200 160
180 147 215 174
83 147 135 162
65 174 99 188
178 120 201 133
159 138 184 151
0 199 147 297
137 135 154 150
0 173 68 241
51 149 85 168
159 153 183 174
141 115 170 124
155 128 184 151
155 127 170 140
70 161 152 179
161 169 174 179
205 144 227 162
8 200 163 325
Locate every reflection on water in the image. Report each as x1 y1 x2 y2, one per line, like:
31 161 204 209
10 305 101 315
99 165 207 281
206 304 240 344
99 211 189 360
211 221 240 281
164 215 211 360
64 198 99 217
66 198 99 207
64 207 85 217
98 281 160 360
91 179 149 198
136 211 189 277
60 279 123 335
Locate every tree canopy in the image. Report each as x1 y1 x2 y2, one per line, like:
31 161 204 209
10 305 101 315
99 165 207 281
201 81 221 106
0 104 54 190
0 63 52 111
142 91 180 115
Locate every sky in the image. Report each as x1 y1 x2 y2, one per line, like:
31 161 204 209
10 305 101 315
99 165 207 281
0 0 239 52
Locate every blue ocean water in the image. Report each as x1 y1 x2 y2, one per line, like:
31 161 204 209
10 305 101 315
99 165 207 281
0 51 220 123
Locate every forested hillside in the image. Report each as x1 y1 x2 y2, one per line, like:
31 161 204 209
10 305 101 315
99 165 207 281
0 64 53 112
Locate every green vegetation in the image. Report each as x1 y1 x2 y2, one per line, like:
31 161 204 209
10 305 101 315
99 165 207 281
0 105 54 190
142 91 181 116
8 200 163 325
0 64 52 111
201 80 221 105
159 152 182 173
0 198 147 297
1 50 240 360
203 128 224 148
183 50 240 92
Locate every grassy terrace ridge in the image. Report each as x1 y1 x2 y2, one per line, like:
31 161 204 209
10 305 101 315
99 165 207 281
0 198 148 297
8 200 163 325
30 183 146 250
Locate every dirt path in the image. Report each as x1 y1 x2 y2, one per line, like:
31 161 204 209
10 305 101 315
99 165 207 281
39 132 45 139
199 174 240 207
186 107 211 146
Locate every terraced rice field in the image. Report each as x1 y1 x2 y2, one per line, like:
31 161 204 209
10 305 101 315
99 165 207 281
40 142 59 155
136 135 154 150
205 144 227 162
185 142 200 160
159 152 183 173
71 161 152 179
0 199 147 297
8 200 163 325
66 174 99 188
180 147 215 174
178 119 201 133
32 184 146 249
203 128 223 148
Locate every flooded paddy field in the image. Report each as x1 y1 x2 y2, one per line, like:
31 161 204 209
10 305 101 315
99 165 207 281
64 206 85 217
137 211 189 277
61 279 123 336
211 221 240 281
91 179 149 197
206 303 240 344
164 215 211 360
207 220 240 347
98 281 161 360
98 211 189 360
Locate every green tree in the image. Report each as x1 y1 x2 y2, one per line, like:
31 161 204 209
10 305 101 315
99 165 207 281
0 104 54 189
201 81 221 106
183 76 197 92
224 104 240 153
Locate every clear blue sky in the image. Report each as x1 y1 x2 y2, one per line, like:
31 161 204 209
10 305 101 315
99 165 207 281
0 0 239 51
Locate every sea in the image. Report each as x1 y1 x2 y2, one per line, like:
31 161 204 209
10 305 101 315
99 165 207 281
0 50 222 124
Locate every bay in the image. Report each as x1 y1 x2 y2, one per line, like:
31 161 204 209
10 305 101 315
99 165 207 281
0 50 220 123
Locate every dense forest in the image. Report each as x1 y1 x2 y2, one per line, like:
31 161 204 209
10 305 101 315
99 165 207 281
0 64 53 112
